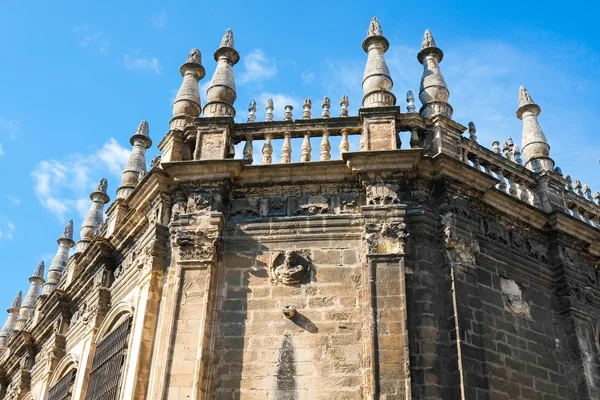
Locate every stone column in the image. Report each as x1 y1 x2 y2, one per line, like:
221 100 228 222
149 185 225 399
362 182 411 398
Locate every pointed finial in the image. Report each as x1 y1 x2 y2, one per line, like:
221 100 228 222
421 29 437 50
322 97 331 118
204 30 240 118
136 120 149 137
220 29 235 49
514 145 522 165
10 291 22 310
367 17 383 37
61 219 74 240
303 98 312 119
468 122 477 142
361 17 394 107
340 95 349 117
417 29 451 118
33 261 45 279
187 48 202 65
594 191 600 205
265 99 274 122
97 178 108 194
284 105 293 121
518 86 535 109
247 100 257 122
406 90 416 113
517 86 553 171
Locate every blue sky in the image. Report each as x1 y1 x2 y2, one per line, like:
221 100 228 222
0 1 598 309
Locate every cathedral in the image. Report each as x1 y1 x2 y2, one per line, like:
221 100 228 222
1 17 600 400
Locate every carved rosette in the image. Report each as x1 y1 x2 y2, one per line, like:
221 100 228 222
365 219 408 255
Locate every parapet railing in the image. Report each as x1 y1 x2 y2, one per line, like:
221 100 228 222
230 116 364 165
460 136 600 230
563 175 600 228
459 137 542 209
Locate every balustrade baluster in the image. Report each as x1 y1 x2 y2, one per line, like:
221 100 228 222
301 133 311 162
320 131 331 161
243 135 253 165
281 132 292 163
262 134 273 164
340 129 349 159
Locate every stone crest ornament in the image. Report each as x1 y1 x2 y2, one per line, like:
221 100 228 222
262 251 312 286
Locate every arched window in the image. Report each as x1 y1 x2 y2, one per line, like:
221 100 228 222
47 369 76 400
47 355 78 400
84 314 133 400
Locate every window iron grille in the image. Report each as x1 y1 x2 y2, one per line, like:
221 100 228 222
47 369 76 400
84 318 132 400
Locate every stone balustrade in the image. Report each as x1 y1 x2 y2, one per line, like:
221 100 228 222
563 175 600 228
460 137 542 208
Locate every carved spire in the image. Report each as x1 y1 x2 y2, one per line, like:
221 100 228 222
10 291 22 310
19 263 45 324
418 29 452 118
247 100 257 122
0 291 22 348
203 29 240 118
117 121 152 199
361 17 395 107
76 178 110 253
406 90 416 113
43 219 76 295
517 86 554 172
172 48 206 123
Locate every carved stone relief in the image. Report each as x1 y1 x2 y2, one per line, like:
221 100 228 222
173 229 220 263
295 195 330 215
365 220 408 255
258 251 312 285
366 182 400 206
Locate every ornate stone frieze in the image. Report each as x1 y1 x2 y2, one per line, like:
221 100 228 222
171 185 226 223
295 195 330 216
229 198 260 220
340 192 359 213
410 180 430 204
556 280 594 307
366 182 400 206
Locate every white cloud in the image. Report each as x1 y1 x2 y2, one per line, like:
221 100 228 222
151 10 167 29
238 49 277 84
0 221 15 240
124 52 160 73
0 144 3 156
301 71 315 84
73 25 109 54
256 92 302 121
97 138 133 176
31 138 131 221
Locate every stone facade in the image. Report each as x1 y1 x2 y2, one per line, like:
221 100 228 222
1 17 600 400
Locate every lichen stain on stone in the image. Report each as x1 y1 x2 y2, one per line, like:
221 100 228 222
275 333 297 399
